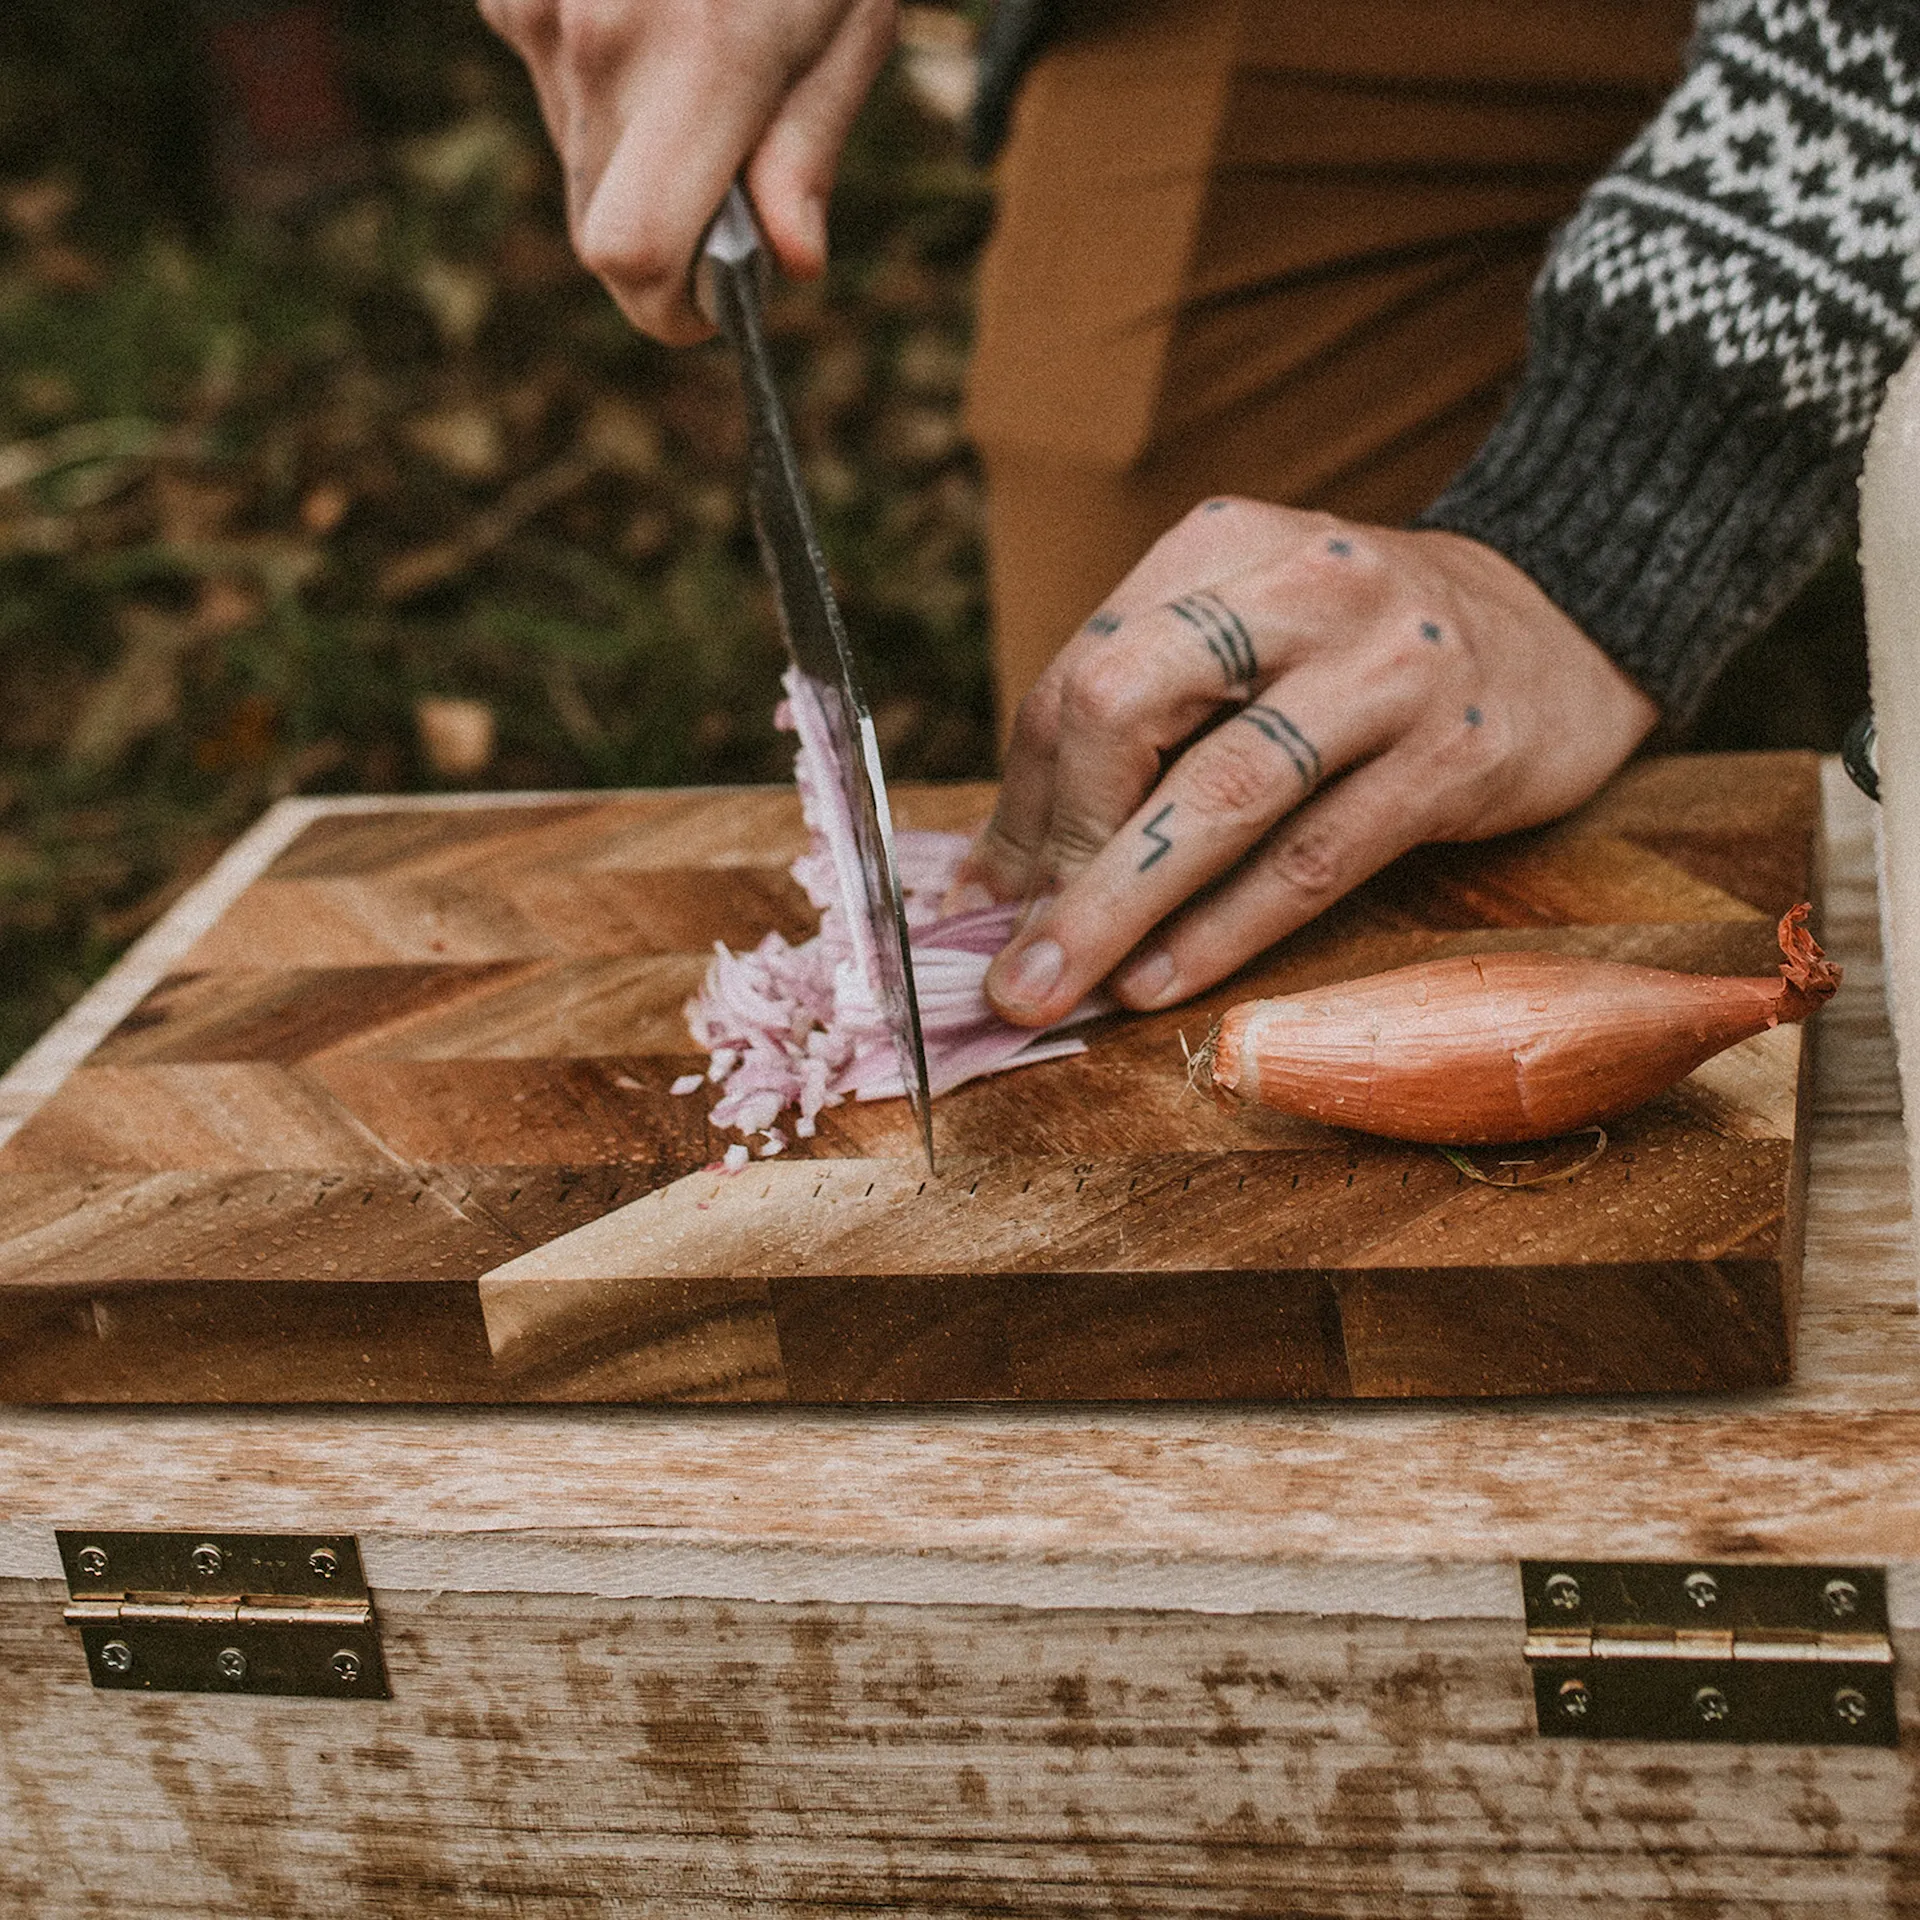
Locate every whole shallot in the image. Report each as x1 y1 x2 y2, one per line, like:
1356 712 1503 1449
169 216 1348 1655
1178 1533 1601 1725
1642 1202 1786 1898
1200 904 1839 1145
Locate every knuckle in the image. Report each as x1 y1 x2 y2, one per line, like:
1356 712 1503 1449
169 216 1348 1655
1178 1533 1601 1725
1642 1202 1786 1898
555 0 632 70
1041 814 1110 872
1181 735 1276 819
1266 823 1347 902
574 211 676 290
1059 649 1145 736
974 818 1036 884
1010 680 1065 758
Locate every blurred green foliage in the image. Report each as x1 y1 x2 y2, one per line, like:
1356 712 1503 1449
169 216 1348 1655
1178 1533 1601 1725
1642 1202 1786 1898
0 1 997 1066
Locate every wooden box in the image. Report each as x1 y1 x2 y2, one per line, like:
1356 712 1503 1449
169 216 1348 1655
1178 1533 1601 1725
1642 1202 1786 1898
0 759 1916 1915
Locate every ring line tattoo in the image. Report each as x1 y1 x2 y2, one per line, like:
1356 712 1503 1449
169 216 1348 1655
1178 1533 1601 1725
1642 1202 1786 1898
1086 609 1122 635
1138 802 1176 871
1168 590 1257 690
1238 703 1322 791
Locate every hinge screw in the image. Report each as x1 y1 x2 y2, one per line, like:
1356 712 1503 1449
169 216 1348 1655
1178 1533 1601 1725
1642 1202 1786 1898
308 1548 339 1580
75 1546 108 1579
1543 1573 1582 1613
1556 1678 1590 1720
216 1647 248 1683
331 1650 362 1684
1833 1686 1871 1728
1823 1578 1861 1620
100 1641 133 1675
1683 1571 1720 1611
1692 1685 1732 1725
190 1544 224 1578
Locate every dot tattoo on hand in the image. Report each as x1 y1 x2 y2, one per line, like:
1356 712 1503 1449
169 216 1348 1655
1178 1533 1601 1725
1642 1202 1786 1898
1421 621 1443 644
1137 802 1176 871
1327 538 1353 556
1465 706 1483 727
1086 610 1122 635
1167 590 1257 690
1237 703 1322 792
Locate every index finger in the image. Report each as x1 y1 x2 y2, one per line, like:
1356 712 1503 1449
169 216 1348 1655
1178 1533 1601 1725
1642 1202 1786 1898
986 672 1385 1025
576 90 757 344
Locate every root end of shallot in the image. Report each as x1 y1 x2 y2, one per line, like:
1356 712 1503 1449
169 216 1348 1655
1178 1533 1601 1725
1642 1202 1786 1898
1182 1021 1225 1101
1775 902 1841 1009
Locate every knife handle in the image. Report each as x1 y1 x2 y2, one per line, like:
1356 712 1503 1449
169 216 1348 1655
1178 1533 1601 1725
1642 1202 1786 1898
695 182 766 328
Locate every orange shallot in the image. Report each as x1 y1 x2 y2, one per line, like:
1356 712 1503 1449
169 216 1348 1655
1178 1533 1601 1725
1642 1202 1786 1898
1202 904 1839 1145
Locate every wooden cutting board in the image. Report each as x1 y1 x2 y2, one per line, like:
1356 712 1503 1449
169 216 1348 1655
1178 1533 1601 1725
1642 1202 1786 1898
0 750 1822 1403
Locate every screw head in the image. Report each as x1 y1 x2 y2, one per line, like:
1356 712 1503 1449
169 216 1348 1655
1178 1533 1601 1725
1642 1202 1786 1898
100 1640 134 1675
1833 1686 1871 1728
1824 1578 1861 1621
216 1647 248 1683
190 1543 224 1579
1557 1678 1591 1720
330 1650 362 1685
1683 1570 1721 1611
75 1546 108 1580
1692 1685 1732 1725
1543 1572 1583 1614
307 1548 339 1580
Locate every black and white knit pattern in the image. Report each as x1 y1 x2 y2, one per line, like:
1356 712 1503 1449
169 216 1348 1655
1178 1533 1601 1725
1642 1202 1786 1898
1550 0 1920 446
1423 0 1920 720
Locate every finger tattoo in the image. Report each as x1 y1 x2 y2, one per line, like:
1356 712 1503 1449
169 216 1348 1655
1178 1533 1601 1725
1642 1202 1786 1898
1086 609 1122 635
1237 703 1322 791
1138 802 1176 871
1168 591 1257 690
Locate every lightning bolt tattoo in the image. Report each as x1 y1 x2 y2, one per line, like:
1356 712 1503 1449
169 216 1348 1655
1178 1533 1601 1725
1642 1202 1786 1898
1137 802 1176 871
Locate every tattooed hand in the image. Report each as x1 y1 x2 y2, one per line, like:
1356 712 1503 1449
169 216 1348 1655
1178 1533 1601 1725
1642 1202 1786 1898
965 501 1659 1026
479 0 896 343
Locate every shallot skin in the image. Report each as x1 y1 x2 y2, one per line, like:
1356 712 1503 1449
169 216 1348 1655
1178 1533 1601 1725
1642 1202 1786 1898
1209 905 1839 1146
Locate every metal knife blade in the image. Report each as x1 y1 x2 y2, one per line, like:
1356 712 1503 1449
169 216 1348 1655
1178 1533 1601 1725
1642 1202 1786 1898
699 186 936 1171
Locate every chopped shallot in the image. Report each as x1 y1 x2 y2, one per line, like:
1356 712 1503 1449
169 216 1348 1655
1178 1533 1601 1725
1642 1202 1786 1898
684 670 1103 1147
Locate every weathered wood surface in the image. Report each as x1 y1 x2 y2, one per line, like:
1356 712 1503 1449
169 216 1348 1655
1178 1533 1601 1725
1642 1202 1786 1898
0 752 1826 1401
7 1584 1920 1918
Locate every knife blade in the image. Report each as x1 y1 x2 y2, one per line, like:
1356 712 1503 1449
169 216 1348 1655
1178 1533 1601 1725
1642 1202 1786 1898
698 186 937 1172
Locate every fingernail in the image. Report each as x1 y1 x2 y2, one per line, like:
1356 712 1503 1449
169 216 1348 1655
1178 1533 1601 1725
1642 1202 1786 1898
1118 949 1177 1006
996 937 1063 1008
1015 894 1055 937
941 880 997 915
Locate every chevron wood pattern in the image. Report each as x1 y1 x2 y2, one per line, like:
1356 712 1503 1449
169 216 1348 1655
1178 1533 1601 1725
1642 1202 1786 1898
0 751 1822 1402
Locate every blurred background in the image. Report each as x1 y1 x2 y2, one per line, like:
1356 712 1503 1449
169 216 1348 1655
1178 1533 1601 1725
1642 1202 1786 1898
0 0 1867 1070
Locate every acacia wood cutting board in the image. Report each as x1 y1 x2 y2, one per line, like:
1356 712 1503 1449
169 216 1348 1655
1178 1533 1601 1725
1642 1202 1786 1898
0 751 1821 1403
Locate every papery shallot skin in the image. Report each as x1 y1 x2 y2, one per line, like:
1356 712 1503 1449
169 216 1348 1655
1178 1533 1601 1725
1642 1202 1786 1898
1210 905 1839 1146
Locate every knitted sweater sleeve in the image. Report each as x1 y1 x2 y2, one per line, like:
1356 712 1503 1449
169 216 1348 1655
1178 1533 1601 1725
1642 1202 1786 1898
1417 0 1920 722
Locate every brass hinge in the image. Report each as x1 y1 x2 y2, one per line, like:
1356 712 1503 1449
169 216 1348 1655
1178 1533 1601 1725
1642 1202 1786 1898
1522 1561 1894 1746
58 1531 390 1700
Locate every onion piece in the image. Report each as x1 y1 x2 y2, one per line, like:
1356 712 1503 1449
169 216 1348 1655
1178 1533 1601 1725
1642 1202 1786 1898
683 670 1104 1144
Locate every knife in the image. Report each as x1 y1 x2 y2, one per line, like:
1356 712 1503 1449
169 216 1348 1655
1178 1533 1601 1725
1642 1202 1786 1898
698 185 937 1173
